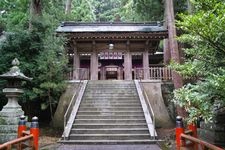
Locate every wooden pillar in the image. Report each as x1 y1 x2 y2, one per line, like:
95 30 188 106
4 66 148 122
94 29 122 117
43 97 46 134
90 41 98 80
73 41 80 80
143 41 150 80
124 40 132 80
117 67 123 80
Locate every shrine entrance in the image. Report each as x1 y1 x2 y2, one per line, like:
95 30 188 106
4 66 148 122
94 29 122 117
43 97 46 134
99 62 123 80
99 52 124 80
57 22 169 80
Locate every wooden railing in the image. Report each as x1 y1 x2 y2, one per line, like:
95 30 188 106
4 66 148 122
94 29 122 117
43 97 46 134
134 67 172 80
176 116 224 150
67 68 89 80
0 116 39 150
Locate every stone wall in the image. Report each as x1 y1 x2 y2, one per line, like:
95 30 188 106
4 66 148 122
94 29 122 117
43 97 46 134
198 110 225 147
161 81 176 121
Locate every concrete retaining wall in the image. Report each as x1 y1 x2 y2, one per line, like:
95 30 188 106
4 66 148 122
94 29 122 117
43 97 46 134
141 80 174 128
52 82 80 128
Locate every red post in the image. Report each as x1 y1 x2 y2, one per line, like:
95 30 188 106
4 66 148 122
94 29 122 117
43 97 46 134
30 116 39 150
188 123 198 150
176 116 184 150
18 115 26 138
188 123 197 138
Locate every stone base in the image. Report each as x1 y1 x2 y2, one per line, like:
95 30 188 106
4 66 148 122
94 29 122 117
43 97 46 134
0 133 17 143
0 106 24 143
198 118 225 147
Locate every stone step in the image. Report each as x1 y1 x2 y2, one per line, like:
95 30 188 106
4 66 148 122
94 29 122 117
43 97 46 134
70 128 149 134
82 95 140 99
59 139 155 144
78 107 143 112
85 89 136 92
72 123 148 129
88 82 134 84
88 81 134 84
86 89 137 95
87 87 136 90
87 87 136 89
69 134 150 140
87 82 134 85
61 80 155 144
74 119 146 124
80 102 141 106
83 94 138 97
80 103 141 108
83 98 139 104
75 114 145 119
79 106 142 109
77 111 144 115
87 83 135 86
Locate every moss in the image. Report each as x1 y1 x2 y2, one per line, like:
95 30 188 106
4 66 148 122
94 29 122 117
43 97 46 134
0 117 6 124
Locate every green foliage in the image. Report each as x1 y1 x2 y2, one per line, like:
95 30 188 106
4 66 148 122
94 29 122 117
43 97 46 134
132 0 163 21
0 0 68 121
94 0 122 22
71 0 96 22
171 0 225 123
65 0 165 22
0 0 29 30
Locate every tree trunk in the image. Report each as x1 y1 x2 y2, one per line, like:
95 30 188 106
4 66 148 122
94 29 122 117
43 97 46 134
187 0 193 14
166 0 186 117
65 0 72 14
29 0 42 29
30 0 42 16
163 0 171 65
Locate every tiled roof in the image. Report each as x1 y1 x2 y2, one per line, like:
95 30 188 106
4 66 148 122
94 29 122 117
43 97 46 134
56 22 167 33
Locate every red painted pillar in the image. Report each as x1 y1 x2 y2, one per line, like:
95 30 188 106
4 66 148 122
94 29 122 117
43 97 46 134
30 116 39 150
176 116 184 150
188 123 198 150
188 123 197 138
18 115 26 138
17 115 27 150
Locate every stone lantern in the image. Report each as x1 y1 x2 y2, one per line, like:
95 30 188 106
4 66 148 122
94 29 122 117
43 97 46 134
0 58 32 143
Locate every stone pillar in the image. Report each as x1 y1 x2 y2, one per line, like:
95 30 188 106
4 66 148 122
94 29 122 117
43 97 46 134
124 40 132 80
90 41 98 80
143 41 150 79
72 41 80 80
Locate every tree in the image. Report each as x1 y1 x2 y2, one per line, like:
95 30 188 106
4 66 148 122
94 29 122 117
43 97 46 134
0 0 68 121
172 0 225 123
165 0 185 117
30 0 42 17
71 0 96 21
65 0 73 14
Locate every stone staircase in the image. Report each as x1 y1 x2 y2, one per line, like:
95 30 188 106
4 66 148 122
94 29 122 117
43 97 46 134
61 80 156 144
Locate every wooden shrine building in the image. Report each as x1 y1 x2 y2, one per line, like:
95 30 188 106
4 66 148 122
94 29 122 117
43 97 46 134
56 22 171 80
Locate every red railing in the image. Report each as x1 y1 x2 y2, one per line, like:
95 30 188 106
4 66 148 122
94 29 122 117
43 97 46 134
175 116 224 150
0 116 39 150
